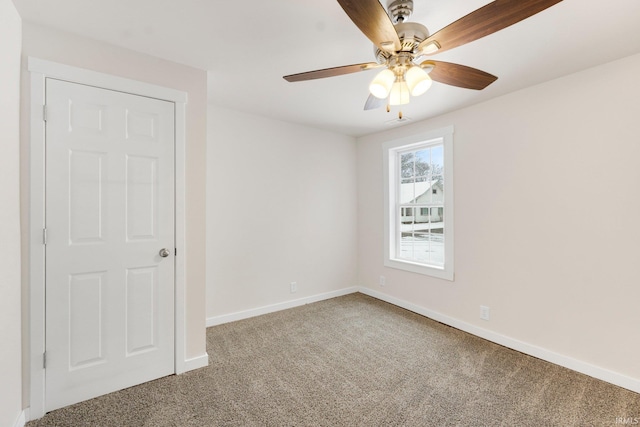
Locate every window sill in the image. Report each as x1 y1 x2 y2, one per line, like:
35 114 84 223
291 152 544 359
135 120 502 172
384 258 454 281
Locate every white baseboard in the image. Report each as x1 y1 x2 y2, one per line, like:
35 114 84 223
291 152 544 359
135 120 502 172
358 287 640 394
14 410 26 427
180 353 209 373
206 287 359 327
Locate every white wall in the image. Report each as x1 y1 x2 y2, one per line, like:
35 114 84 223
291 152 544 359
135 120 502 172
0 1 23 426
20 23 208 407
207 106 358 319
357 52 640 389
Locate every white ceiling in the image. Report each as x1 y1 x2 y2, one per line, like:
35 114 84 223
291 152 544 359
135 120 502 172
13 0 640 136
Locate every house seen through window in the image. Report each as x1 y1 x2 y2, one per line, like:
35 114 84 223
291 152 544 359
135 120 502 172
399 144 444 265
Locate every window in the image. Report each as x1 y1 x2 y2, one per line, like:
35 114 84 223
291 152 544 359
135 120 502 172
383 126 454 280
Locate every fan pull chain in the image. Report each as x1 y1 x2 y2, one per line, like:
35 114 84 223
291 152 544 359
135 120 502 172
385 104 403 120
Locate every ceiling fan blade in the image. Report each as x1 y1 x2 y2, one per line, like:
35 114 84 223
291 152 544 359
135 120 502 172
337 0 402 53
418 0 563 55
423 60 497 90
284 62 381 82
364 94 387 110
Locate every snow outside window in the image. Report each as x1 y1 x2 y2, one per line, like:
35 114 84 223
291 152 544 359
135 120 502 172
383 126 454 280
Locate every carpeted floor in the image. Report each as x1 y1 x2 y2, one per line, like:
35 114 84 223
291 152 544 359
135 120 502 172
28 293 640 426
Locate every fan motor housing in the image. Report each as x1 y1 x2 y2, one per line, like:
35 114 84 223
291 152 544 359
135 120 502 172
374 21 430 63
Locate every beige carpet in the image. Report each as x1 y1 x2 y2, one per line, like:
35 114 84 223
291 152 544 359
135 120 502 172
28 293 640 426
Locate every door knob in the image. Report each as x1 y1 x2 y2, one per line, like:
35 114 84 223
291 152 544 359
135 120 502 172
159 248 170 258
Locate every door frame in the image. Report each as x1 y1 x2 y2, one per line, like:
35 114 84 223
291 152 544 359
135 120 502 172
28 57 188 419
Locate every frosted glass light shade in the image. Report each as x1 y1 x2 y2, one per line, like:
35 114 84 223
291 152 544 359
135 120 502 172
389 81 410 106
406 66 432 96
369 69 395 99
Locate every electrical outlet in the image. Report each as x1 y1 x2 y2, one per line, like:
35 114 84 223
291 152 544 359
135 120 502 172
379 275 386 286
290 282 297 293
480 305 490 321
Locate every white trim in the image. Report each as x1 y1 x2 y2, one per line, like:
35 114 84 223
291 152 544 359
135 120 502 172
13 410 26 427
358 287 640 394
173 102 189 375
206 287 359 327
28 68 47 420
182 353 209 372
28 58 187 103
27 58 190 419
382 126 455 280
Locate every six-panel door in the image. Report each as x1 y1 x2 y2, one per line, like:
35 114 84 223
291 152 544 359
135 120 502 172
45 78 175 411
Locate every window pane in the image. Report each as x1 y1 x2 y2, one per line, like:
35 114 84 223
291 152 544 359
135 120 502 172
429 233 444 265
401 153 414 178
400 232 414 260
414 180 432 204
415 149 430 178
431 176 443 203
413 216 429 232
430 207 444 233
401 178 415 204
413 233 430 262
431 145 444 175
400 206 415 224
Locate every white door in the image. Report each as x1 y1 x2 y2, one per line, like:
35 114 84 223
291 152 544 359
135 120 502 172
45 78 175 411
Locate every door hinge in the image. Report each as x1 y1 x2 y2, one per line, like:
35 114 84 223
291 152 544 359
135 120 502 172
43 105 48 122
43 352 47 369
175 248 177 256
43 228 47 245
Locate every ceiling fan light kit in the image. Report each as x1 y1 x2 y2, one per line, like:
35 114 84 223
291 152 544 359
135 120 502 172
284 0 564 119
369 62 431 101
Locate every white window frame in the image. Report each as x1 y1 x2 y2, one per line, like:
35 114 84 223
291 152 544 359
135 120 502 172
383 126 454 280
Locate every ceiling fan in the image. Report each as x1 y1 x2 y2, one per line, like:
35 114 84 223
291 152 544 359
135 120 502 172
284 0 563 118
